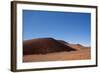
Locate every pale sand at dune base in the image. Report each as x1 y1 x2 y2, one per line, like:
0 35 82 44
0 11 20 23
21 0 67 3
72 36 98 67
23 48 91 62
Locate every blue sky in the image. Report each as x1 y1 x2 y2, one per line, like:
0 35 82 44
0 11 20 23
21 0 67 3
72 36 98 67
23 10 91 46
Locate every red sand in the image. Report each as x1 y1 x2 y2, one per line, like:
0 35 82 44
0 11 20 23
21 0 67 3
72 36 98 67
23 38 76 55
23 48 90 62
23 38 91 62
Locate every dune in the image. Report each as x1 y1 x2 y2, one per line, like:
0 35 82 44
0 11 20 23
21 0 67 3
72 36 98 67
58 40 90 50
23 38 76 55
67 44 84 50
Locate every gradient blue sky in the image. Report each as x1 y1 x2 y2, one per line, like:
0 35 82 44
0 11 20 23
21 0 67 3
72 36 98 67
23 10 91 46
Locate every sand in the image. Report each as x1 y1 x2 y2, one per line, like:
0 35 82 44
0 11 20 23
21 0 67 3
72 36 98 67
23 48 91 62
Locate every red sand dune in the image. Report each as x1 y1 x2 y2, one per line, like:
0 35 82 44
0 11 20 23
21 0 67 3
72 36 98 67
58 40 90 50
67 44 84 50
23 38 76 55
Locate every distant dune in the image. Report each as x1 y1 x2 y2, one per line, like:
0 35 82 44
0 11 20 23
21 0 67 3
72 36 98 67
58 40 90 50
23 37 91 62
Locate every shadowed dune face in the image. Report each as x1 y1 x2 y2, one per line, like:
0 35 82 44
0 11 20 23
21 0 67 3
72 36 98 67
57 40 69 45
67 44 84 50
23 38 76 55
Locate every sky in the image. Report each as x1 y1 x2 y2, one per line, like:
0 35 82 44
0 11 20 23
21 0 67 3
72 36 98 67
23 10 91 46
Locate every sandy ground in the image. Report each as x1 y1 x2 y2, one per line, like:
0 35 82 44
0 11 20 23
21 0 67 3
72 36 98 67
23 48 90 62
